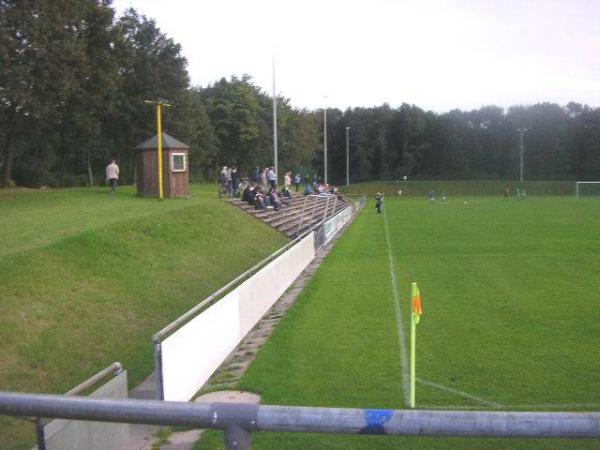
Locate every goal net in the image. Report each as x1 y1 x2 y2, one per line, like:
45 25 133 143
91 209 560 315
575 181 600 198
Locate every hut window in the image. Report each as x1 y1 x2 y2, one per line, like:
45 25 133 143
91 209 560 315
171 153 187 172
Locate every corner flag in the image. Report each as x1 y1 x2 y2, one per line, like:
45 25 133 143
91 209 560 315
411 282 423 323
410 282 423 408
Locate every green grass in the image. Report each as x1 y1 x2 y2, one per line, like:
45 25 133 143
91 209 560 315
341 180 576 196
197 195 600 449
0 185 288 450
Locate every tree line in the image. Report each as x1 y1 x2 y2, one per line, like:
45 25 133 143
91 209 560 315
2 0 599 188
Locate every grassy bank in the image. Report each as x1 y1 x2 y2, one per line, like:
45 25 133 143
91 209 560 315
341 180 575 197
0 185 288 450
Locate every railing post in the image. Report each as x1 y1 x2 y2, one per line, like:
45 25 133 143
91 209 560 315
331 195 338 219
154 340 164 400
224 425 252 450
296 195 309 236
36 418 47 450
322 195 330 222
310 195 319 225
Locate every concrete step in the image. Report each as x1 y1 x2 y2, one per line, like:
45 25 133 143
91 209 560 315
229 195 349 237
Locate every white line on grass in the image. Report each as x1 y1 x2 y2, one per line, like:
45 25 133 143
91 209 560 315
415 403 600 410
417 378 503 407
503 403 600 409
382 202 411 404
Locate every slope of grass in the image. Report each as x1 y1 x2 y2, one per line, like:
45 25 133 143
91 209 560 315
198 196 600 449
0 185 288 450
0 185 225 257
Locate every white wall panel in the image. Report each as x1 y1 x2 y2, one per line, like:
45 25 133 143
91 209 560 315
323 206 352 244
159 232 316 402
161 290 240 401
238 233 314 336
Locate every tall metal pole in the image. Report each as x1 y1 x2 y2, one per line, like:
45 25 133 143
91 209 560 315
272 55 278 183
157 104 164 200
145 100 172 200
345 126 350 186
323 104 328 184
518 128 527 183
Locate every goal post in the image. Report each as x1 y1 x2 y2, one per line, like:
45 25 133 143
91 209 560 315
575 181 600 199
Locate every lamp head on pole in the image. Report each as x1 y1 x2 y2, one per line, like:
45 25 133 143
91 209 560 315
144 99 172 108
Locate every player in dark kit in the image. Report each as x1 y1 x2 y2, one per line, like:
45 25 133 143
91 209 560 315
375 192 383 214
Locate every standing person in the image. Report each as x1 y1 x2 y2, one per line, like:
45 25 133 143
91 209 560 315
225 167 233 197
219 166 228 197
231 166 240 197
375 192 383 213
106 159 119 193
284 171 292 191
267 167 277 189
250 167 259 183
293 173 301 192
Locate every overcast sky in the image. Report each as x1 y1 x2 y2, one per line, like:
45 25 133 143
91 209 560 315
112 0 600 113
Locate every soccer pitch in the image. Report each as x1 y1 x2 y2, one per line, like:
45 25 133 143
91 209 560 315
199 196 600 449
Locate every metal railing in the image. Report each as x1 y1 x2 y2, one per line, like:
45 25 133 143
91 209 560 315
2 392 599 450
34 363 125 450
296 194 338 237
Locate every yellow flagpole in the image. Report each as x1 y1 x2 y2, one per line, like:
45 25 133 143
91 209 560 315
410 312 416 408
410 281 422 408
157 103 164 200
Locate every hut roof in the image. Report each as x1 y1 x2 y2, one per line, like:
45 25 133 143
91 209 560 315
135 132 190 150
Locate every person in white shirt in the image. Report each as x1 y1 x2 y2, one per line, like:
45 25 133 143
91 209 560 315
106 159 119 193
284 171 292 189
267 167 277 189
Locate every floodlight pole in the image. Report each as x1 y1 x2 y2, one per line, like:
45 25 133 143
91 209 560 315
324 97 328 184
345 126 350 186
272 55 278 183
518 128 527 183
145 100 172 200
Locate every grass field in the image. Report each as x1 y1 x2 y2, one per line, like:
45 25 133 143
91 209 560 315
341 180 575 196
198 195 600 449
0 185 288 450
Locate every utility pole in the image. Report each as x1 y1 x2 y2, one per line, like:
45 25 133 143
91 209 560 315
345 126 350 186
145 100 172 200
517 128 527 182
323 101 328 184
272 55 278 182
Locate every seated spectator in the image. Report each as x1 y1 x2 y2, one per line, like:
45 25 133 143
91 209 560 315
242 184 255 203
270 187 284 210
303 183 313 196
254 191 265 210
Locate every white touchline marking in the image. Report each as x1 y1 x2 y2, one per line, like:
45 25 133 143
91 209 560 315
416 403 600 410
417 377 503 407
382 202 411 404
501 403 600 409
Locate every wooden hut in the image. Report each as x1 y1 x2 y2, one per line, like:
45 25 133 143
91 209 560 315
135 133 190 198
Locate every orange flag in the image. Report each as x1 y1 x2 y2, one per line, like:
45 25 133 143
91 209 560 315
411 282 423 324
